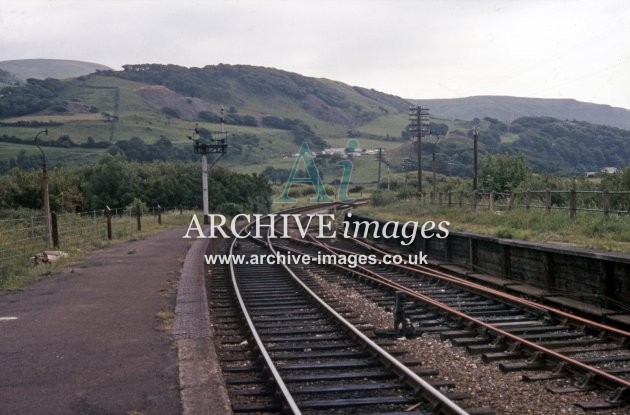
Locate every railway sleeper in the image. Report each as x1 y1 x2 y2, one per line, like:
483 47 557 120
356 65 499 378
230 401 282 413
277 359 381 371
296 395 420 411
546 372 598 394
451 336 492 347
522 361 571 382
575 386 629 410
280 368 434 383
439 329 476 339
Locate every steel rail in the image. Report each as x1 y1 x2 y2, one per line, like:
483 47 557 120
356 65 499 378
348 236 630 339
222 201 376 415
267 218 470 415
228 219 302 413
303 236 630 391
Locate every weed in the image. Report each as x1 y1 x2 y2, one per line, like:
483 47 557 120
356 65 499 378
155 307 175 333
356 199 630 253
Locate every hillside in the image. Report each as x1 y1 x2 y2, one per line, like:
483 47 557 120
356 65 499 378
0 63 628 179
0 59 111 82
410 96 630 130
0 64 412 176
107 64 410 130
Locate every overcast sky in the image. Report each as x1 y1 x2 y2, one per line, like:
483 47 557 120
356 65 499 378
1 0 629 109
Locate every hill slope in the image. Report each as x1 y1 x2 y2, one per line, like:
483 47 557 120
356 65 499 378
0 62 628 177
409 96 630 130
0 59 111 81
107 63 410 129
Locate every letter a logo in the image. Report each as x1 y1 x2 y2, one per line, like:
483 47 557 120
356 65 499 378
275 142 333 203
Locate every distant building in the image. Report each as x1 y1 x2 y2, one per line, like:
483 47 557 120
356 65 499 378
321 148 347 156
601 167 618 174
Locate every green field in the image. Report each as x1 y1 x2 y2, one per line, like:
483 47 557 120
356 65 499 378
0 70 418 173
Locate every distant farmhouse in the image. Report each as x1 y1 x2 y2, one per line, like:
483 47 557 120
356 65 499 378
601 167 618 174
587 167 619 177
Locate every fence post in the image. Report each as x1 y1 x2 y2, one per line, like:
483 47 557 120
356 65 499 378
157 204 162 225
508 192 516 210
51 212 59 248
489 191 495 211
459 191 463 207
448 191 452 207
525 190 531 211
570 189 577 220
106 206 112 240
136 204 142 231
602 189 609 219
545 189 551 214
179 204 183 215
471 191 477 212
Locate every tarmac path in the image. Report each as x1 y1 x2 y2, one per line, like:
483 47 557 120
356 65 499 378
0 228 191 415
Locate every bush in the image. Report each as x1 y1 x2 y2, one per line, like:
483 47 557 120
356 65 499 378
126 198 148 216
371 190 397 206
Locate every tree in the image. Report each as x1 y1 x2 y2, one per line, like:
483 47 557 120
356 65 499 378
480 154 531 193
161 107 181 119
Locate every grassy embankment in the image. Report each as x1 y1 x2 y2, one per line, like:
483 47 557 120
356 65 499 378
355 198 630 254
0 209 194 290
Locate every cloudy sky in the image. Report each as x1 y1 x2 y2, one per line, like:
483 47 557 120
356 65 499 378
1 0 629 109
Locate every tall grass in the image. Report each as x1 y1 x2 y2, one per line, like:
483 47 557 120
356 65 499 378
0 208 194 290
356 197 630 253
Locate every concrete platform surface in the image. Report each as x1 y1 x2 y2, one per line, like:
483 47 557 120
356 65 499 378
0 228 191 415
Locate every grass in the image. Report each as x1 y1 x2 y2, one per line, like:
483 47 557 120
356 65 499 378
0 209 195 290
356 198 630 254
0 72 413 170
155 307 175 333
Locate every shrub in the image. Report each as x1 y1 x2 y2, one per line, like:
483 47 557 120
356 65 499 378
371 190 397 206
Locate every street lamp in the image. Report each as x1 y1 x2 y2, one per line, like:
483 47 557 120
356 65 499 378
34 129 53 247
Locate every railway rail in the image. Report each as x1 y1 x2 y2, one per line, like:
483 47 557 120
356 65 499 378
208 205 492 414
270 230 629 411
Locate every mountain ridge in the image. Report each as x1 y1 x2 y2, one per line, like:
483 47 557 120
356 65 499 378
409 95 630 130
0 60 628 176
0 59 111 82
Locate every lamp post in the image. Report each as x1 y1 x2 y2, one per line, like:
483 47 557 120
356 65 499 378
34 129 53 247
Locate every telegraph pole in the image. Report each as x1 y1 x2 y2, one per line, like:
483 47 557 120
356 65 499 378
402 157 412 193
432 135 440 204
375 147 386 187
409 106 430 197
472 126 479 191
34 129 53 247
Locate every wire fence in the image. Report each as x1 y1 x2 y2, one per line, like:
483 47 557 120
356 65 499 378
0 206 192 288
429 189 630 218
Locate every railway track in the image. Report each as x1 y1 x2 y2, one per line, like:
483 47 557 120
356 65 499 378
207 207 492 414
271 231 629 411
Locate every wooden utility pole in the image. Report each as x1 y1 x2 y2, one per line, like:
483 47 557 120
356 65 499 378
409 106 430 197
432 136 440 204
375 147 385 187
472 126 479 192
34 129 53 247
